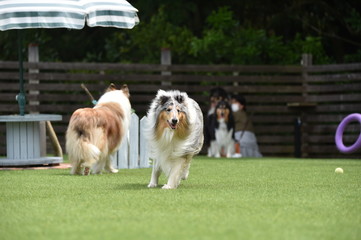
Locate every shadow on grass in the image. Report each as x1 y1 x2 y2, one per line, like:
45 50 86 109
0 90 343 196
116 182 209 191
116 183 149 190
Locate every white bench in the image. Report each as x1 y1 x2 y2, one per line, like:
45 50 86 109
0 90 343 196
0 114 63 166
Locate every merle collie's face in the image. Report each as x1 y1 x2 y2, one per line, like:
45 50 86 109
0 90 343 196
216 101 230 122
155 93 189 139
157 98 187 131
162 103 182 129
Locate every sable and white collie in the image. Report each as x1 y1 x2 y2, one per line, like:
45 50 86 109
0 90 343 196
146 90 204 189
207 100 235 158
66 84 131 175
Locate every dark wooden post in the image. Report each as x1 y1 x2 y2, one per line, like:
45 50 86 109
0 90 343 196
301 53 312 100
232 71 239 95
161 48 171 86
300 53 313 158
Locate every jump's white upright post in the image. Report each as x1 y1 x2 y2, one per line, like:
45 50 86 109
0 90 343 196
113 113 150 169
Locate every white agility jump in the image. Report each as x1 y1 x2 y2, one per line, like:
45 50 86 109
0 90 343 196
112 113 150 169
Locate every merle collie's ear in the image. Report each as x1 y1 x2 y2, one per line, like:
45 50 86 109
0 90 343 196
106 83 117 92
156 90 169 105
159 95 169 105
174 94 184 104
156 89 166 98
121 84 130 98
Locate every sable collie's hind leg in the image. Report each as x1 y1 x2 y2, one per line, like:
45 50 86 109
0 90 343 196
83 167 90 175
81 161 93 175
91 159 105 174
69 157 91 176
148 162 161 188
92 156 117 174
104 154 119 173
70 159 82 175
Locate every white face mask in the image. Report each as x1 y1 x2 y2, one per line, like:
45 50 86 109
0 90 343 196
231 103 239 112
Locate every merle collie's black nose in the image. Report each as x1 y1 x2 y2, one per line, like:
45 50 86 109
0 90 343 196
172 118 178 124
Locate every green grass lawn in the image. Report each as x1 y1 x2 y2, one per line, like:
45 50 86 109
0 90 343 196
1 157 360 240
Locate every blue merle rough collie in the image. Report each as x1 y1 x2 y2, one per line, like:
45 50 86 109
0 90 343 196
145 90 204 189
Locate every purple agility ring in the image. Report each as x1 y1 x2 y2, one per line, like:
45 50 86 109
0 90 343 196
335 113 361 154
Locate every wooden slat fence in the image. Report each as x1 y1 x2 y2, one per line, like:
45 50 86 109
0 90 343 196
0 59 360 158
303 63 361 158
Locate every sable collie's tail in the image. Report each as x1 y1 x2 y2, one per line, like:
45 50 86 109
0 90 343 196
66 129 101 175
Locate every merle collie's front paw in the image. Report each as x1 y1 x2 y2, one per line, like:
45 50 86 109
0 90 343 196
148 183 157 188
181 171 189 180
162 184 176 189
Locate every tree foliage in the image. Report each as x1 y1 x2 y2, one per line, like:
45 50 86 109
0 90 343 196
0 0 359 64
107 7 331 64
105 7 193 63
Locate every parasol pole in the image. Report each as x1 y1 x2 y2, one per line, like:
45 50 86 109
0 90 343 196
17 30 26 116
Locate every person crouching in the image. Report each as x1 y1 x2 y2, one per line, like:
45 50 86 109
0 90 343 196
231 94 262 158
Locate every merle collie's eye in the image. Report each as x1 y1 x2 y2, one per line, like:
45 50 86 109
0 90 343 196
177 109 180 113
166 108 171 112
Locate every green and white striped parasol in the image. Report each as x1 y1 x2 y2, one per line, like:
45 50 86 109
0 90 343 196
0 0 139 115
83 0 139 29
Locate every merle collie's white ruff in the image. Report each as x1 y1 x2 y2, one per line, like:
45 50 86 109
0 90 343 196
66 84 131 175
146 90 204 189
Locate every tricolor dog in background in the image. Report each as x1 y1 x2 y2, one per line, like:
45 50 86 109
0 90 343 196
146 90 204 189
206 100 236 158
66 84 131 175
